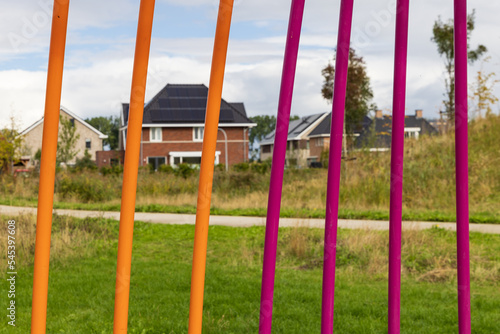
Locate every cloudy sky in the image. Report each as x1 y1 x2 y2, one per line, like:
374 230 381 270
1 0 499 130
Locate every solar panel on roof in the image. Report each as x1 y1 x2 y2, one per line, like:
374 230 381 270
219 109 235 122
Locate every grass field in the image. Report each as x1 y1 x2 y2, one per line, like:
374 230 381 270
1 214 499 333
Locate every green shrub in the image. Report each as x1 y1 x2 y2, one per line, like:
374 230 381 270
57 172 117 202
250 162 269 174
158 164 175 174
175 163 195 179
232 162 250 172
100 165 123 176
74 150 97 172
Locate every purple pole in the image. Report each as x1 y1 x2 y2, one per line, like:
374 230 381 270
454 0 471 333
258 0 305 333
321 0 354 333
388 0 409 333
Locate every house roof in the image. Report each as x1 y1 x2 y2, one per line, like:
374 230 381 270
122 84 255 127
260 112 328 146
19 106 108 139
308 113 372 138
356 114 438 148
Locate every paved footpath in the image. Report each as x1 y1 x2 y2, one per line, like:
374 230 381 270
1 205 499 234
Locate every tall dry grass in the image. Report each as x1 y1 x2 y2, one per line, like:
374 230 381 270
235 226 500 284
0 214 114 273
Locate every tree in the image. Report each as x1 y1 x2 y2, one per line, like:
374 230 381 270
74 149 97 171
431 9 487 121
57 116 80 165
321 48 375 135
0 119 23 173
469 57 498 118
85 116 120 150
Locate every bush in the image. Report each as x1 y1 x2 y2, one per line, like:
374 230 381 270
74 150 97 172
100 165 123 176
175 163 195 179
214 163 225 172
232 162 250 172
158 164 175 174
57 172 117 202
250 162 269 174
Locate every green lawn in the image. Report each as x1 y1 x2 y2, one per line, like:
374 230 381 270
2 216 499 333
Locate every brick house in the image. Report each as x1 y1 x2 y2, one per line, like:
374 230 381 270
115 84 256 169
259 113 328 168
19 106 108 167
307 113 372 162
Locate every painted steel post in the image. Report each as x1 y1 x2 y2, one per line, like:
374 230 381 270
113 1 156 333
258 1 306 333
388 0 410 333
453 0 471 333
187 1 234 333
30 1 70 333
321 0 354 333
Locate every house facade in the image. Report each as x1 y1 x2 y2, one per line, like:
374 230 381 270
113 84 256 169
19 106 108 167
259 113 328 168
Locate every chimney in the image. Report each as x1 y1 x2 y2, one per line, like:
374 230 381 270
415 109 423 118
375 110 383 119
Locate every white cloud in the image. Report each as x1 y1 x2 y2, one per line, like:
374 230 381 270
1 0 500 130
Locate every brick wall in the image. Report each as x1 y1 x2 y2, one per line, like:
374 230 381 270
140 126 249 166
309 137 330 159
96 150 125 168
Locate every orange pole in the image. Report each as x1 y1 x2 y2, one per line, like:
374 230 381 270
188 0 234 333
31 1 70 333
113 0 155 333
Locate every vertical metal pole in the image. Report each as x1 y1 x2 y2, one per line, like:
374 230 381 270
113 1 155 333
188 1 234 332
31 1 70 332
388 0 410 333
321 0 354 333
454 0 471 332
258 1 305 333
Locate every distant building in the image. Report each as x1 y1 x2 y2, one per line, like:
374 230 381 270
356 109 438 151
109 84 256 170
259 113 328 168
258 109 438 167
19 106 108 167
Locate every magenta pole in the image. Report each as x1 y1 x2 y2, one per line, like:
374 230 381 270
388 0 409 333
321 0 354 333
258 0 305 333
454 0 471 333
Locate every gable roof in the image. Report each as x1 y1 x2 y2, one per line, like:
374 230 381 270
356 114 438 148
19 106 108 139
260 112 328 146
308 113 372 138
122 84 255 127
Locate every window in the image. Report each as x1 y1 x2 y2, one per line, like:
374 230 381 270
85 139 91 149
170 151 220 166
315 138 324 147
193 127 204 141
150 127 162 142
404 130 419 139
70 118 75 127
262 145 271 153
148 157 166 171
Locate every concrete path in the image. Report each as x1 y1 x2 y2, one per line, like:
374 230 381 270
1 205 499 234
